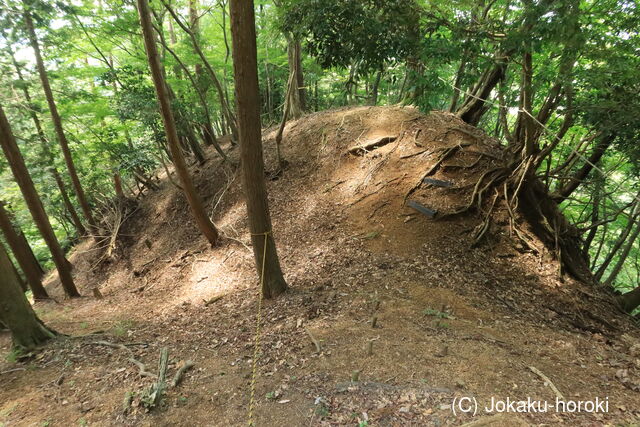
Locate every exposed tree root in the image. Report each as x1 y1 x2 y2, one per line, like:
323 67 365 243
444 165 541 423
92 341 157 379
421 147 592 282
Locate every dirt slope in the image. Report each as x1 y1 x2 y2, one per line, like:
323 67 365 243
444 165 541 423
1 106 639 426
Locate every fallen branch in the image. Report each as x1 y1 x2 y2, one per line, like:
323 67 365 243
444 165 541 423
528 366 564 400
171 360 195 387
92 341 157 379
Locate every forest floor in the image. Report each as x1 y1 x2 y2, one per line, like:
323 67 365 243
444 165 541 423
1 106 639 426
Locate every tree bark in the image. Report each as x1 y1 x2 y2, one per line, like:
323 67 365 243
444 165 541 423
22 4 96 231
0 104 79 297
0 241 55 351
5 37 87 238
618 286 640 313
114 172 125 199
160 0 238 140
138 0 219 246
552 134 614 203
6 245 28 292
286 37 305 116
582 178 602 257
449 55 467 112
604 218 640 287
456 58 507 126
189 0 202 77
230 0 288 299
368 69 382 106
594 201 639 281
50 168 86 237
0 202 49 299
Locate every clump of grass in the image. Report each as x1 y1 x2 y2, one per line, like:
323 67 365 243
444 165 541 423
423 308 451 319
111 319 136 337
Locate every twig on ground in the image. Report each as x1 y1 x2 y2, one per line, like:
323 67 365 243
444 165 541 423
528 366 565 400
171 360 194 387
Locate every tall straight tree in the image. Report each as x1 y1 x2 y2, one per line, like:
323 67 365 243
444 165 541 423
0 241 56 351
2 40 87 237
22 2 96 231
0 103 80 297
0 202 49 300
137 0 219 246
230 0 288 298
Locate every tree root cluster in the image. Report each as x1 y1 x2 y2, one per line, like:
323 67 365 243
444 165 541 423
407 144 593 283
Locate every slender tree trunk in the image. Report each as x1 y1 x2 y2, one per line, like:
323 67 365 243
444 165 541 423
5 40 87 237
152 23 228 160
0 202 49 299
189 0 202 77
230 0 288 299
160 0 238 140
0 241 56 351
50 168 86 237
604 219 640 286
456 58 507 126
552 134 614 203
22 5 96 231
594 200 639 280
368 69 382 106
449 55 467 112
0 104 79 297
618 286 640 313
138 0 219 246
114 172 125 199
582 178 602 257
286 37 305 115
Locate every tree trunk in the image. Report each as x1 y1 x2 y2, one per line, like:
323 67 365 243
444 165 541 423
151 19 228 161
5 38 87 238
0 103 79 297
230 0 288 299
552 134 613 203
7 247 28 292
582 178 602 257
449 55 467 112
368 69 382 106
517 175 593 283
286 37 305 116
618 286 640 313
456 58 507 126
50 168 87 237
161 0 238 140
594 201 639 281
138 0 219 246
114 172 125 199
0 202 49 299
22 4 96 231
0 241 56 351
189 0 202 77
604 219 640 286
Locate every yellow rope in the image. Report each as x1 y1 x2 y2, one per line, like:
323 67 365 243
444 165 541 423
248 230 270 426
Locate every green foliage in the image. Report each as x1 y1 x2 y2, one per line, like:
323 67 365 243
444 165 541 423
280 0 422 73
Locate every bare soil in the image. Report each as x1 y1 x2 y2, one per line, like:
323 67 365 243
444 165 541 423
1 106 639 426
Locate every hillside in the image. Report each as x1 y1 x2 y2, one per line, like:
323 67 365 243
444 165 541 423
1 106 638 426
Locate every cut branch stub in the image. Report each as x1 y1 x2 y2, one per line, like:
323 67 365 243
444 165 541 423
348 135 397 155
